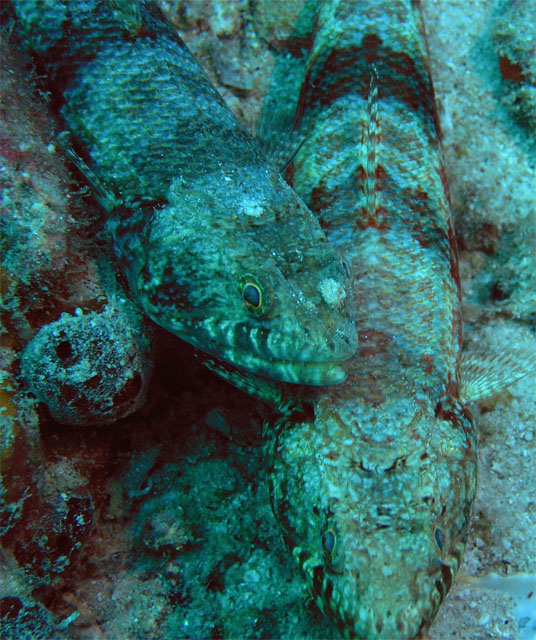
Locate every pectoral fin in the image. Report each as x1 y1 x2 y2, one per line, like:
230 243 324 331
460 347 536 404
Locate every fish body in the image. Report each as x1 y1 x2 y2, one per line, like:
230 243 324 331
11 0 357 385
261 1 477 637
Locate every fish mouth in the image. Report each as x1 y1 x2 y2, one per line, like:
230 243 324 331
206 343 350 386
233 352 349 385
162 317 354 385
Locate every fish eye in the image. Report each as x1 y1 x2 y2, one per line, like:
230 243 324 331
239 275 264 312
321 528 337 557
434 527 445 551
243 282 261 308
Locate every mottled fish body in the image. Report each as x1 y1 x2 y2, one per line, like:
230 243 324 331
12 0 356 385
262 1 477 637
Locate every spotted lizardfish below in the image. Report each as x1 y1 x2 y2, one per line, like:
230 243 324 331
241 0 481 637
10 0 357 385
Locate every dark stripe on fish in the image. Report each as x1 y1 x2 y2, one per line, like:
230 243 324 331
294 35 440 144
13 0 357 385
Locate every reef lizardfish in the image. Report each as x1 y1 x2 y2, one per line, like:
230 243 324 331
250 0 482 637
258 0 534 634
11 0 356 385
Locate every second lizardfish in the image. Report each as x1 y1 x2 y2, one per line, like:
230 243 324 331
12 0 357 385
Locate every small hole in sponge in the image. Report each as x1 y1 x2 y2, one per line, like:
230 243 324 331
55 340 73 361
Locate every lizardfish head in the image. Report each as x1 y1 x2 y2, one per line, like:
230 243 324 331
267 395 477 639
128 166 357 385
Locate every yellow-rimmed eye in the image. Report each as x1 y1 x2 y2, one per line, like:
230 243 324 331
239 274 264 312
238 274 270 315
321 527 337 560
243 281 261 308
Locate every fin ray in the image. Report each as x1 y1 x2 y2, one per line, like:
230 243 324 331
460 347 536 403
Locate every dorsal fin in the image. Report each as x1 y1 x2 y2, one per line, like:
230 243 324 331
108 0 141 34
257 110 307 174
57 131 120 212
365 65 379 219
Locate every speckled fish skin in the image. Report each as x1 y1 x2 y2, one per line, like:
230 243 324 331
11 0 357 386
263 0 478 637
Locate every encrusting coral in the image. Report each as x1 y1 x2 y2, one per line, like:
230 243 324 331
1 20 151 628
1 30 153 427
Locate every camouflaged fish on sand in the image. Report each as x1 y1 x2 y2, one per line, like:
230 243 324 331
246 0 534 637
252 1 476 637
12 0 356 386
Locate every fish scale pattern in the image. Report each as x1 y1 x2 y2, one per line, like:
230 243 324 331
261 1 478 637
12 0 357 387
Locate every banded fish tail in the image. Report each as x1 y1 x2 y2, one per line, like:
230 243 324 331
12 0 357 385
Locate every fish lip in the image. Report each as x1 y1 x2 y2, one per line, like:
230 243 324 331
267 361 348 386
219 348 350 385
268 324 358 366
186 336 350 385
159 318 355 384
269 338 357 367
